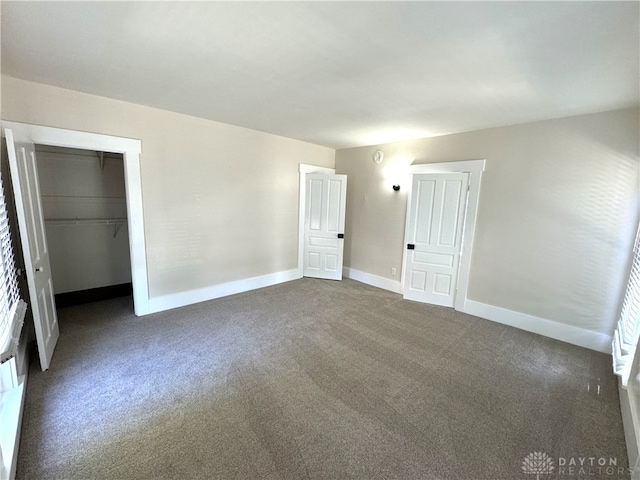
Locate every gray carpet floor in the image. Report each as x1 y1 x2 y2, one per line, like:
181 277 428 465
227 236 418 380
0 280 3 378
16 278 628 479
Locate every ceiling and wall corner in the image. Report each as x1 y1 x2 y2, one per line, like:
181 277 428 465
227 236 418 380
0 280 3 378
0 76 335 302
1 1 638 149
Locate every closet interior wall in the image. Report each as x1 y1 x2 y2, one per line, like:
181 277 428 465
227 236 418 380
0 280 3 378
35 145 132 296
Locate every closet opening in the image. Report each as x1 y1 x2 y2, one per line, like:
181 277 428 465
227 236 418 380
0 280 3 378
35 145 133 309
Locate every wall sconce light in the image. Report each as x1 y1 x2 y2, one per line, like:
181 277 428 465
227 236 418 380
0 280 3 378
392 184 401 191
372 150 384 164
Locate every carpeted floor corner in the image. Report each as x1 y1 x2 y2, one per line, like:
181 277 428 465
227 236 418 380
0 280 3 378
16 278 628 479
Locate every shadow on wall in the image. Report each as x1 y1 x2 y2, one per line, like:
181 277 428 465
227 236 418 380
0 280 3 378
512 122 639 334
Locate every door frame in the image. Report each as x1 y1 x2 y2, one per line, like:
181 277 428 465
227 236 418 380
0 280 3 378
401 159 485 311
2 122 150 315
298 163 335 277
302 173 347 281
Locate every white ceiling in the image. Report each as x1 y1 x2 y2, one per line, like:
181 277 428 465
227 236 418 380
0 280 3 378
2 1 639 149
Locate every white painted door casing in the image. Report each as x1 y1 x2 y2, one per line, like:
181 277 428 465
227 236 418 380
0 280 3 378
303 174 347 280
403 172 469 307
2 121 148 316
401 160 485 311
5 128 59 371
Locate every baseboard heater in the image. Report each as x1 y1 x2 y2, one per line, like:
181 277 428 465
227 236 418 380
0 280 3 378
54 283 133 308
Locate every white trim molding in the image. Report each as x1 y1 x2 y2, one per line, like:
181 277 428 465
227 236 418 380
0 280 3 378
147 268 300 314
462 299 612 353
403 159 486 311
619 380 640 479
0 376 26 480
298 163 336 276
409 159 486 175
621 340 640 478
343 267 402 294
342 267 610 353
0 304 29 480
1 122 150 316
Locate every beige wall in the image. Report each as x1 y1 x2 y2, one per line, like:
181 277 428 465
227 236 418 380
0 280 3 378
336 108 640 336
2 76 335 298
2 75 637 337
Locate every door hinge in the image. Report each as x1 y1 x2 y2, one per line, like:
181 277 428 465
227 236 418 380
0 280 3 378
407 244 415 250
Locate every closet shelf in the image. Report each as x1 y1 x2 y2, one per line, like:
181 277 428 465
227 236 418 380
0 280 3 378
44 218 127 238
40 195 126 202
44 218 127 226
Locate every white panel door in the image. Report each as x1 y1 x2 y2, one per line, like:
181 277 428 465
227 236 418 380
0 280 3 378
304 174 347 280
403 172 469 307
5 128 59 371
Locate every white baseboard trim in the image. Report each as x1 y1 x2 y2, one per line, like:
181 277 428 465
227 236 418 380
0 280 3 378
147 268 301 314
343 267 403 294
463 299 612 353
147 266 612 353
342 268 611 353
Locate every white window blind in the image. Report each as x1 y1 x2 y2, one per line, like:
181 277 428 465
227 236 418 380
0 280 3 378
0 168 24 364
613 222 640 387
